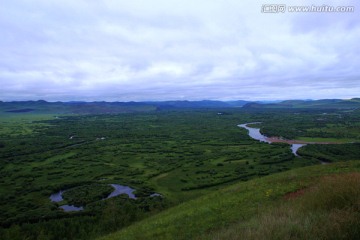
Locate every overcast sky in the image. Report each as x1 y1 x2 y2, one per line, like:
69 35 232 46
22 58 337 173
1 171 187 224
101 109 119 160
1 0 359 101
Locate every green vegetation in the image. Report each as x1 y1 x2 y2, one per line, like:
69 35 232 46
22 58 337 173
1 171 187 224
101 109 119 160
257 109 360 141
0 103 359 239
298 143 360 163
0 113 56 137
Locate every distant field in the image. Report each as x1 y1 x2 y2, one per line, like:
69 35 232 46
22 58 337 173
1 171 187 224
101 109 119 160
0 113 57 137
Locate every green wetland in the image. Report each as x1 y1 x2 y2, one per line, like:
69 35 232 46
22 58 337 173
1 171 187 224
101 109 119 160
0 107 360 239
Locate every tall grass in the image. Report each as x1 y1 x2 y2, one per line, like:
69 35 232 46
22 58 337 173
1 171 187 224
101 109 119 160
209 173 360 240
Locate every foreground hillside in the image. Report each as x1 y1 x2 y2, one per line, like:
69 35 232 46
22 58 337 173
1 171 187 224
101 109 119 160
99 161 360 240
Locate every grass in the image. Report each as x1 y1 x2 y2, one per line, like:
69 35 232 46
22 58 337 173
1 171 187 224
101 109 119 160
207 172 360 240
296 137 356 143
98 161 360 240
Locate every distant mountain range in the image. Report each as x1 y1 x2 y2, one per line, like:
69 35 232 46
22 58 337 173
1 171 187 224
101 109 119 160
242 98 360 109
0 98 359 114
0 100 249 114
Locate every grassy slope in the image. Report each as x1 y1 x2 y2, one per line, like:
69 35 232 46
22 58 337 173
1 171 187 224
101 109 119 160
99 161 360 240
204 172 360 240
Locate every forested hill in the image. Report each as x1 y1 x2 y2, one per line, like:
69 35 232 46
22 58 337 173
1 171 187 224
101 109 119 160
243 98 360 109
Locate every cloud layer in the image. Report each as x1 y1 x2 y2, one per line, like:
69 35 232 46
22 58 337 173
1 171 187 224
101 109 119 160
1 0 359 101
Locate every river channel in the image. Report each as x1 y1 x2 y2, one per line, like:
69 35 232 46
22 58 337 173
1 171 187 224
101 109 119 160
50 184 136 212
238 123 306 156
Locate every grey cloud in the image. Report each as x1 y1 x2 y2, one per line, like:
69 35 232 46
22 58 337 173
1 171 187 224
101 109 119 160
0 0 359 101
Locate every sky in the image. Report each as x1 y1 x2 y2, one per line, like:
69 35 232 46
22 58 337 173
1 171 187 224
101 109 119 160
1 0 360 101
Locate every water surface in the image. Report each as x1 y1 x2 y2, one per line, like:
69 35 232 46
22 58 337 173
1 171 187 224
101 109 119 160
107 184 136 199
291 144 306 156
238 123 303 156
238 123 271 143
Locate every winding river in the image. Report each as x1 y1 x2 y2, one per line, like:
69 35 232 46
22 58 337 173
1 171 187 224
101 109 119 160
291 144 306 157
50 184 136 212
238 123 306 156
237 123 270 143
